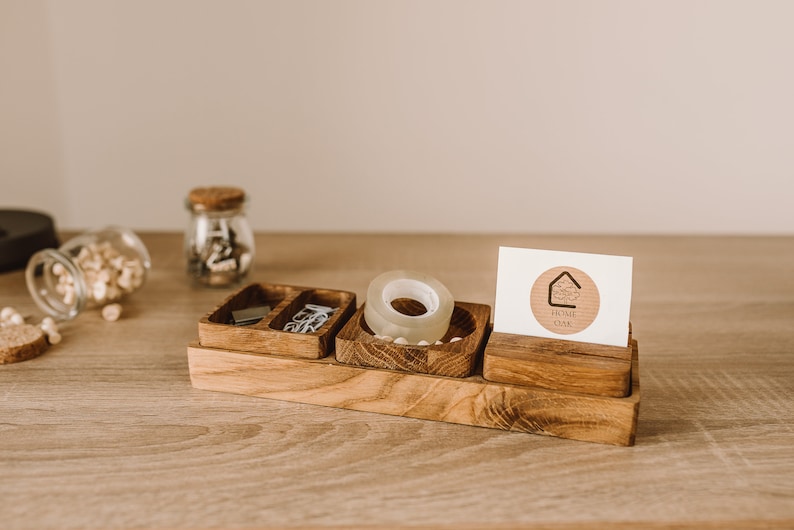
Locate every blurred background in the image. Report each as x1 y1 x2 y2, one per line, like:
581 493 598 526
2 0 792 234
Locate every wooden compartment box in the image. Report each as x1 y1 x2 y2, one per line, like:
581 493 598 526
197 282 357 359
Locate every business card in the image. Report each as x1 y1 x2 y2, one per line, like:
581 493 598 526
493 246 633 347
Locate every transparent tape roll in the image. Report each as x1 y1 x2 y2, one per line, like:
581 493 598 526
363 270 454 345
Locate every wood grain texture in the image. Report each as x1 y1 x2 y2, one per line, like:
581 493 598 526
187 339 639 446
335 301 491 377
482 331 632 397
1 233 793 529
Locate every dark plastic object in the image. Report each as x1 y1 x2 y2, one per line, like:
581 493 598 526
0 210 59 272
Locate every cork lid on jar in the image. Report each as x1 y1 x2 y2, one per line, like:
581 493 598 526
187 186 247 211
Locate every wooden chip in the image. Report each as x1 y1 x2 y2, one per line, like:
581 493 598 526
0 324 49 364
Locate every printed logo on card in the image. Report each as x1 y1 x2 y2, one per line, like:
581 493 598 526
529 266 600 335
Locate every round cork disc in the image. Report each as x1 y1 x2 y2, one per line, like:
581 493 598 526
0 324 49 364
187 186 246 211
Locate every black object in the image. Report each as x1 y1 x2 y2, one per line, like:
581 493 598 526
0 210 59 273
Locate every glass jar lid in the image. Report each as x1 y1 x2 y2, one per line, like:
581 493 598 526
187 186 246 212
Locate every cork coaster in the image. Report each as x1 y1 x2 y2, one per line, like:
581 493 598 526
188 186 246 211
0 324 49 364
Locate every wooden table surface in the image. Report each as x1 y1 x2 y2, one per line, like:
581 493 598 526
1 233 792 529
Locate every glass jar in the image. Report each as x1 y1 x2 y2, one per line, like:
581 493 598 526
25 226 151 320
184 186 255 287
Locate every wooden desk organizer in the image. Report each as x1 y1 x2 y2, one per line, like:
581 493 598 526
187 283 640 446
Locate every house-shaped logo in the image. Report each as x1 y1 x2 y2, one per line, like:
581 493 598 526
530 265 600 335
548 270 581 309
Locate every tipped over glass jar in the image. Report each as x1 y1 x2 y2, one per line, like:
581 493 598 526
184 186 255 287
25 226 151 320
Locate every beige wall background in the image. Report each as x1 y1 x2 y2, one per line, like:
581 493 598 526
2 0 792 234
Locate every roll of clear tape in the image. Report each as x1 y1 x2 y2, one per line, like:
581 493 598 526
364 270 454 345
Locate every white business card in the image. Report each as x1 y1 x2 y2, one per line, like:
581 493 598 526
493 246 633 347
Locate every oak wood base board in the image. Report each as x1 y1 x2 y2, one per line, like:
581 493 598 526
186 340 640 446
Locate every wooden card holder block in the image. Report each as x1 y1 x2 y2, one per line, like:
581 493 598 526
186 340 640 446
198 282 357 359
335 301 491 378
483 329 634 398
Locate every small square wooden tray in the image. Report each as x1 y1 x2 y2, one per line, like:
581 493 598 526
197 282 357 359
335 301 491 378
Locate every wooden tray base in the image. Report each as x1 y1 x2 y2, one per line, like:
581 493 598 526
187 339 640 446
